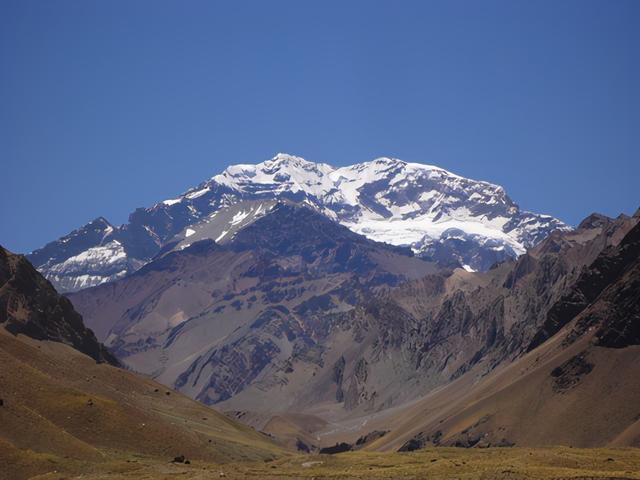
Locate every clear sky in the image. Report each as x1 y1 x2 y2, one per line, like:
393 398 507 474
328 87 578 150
1 0 638 253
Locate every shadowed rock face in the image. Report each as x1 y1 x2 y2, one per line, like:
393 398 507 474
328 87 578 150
315 211 640 415
0 245 118 365
399 431 444 451
550 352 594 393
319 442 352 454
357 212 640 452
532 217 640 351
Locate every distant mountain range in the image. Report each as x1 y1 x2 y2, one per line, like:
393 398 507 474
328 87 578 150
27 153 568 292
68 199 640 450
3 152 639 454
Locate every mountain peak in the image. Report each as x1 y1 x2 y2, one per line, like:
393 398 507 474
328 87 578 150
263 153 333 174
577 212 612 230
29 153 569 291
371 156 406 165
270 152 313 165
90 216 113 227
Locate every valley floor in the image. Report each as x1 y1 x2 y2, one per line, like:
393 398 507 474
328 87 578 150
13 447 640 480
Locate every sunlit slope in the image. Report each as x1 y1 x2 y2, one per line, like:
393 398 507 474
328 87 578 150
0 329 283 480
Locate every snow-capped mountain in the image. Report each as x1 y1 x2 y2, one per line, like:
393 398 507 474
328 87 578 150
28 153 569 291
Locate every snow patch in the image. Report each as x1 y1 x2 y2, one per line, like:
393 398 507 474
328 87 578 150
230 210 250 226
215 230 228 242
186 187 210 200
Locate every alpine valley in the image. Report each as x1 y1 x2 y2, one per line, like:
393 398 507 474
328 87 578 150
4 153 640 480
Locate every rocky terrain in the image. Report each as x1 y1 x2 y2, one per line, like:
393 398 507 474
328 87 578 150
0 245 117 364
10 150 640 460
69 203 437 408
0 246 283 480
317 210 640 451
2 198 640 480
0 215 640 480
28 153 567 292
68 199 640 452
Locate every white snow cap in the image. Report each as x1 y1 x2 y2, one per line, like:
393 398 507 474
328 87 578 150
156 152 567 266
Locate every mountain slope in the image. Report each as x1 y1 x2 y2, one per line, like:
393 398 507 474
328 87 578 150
69 209 635 452
0 247 283 480
0 245 117 365
316 212 640 450
29 153 567 292
69 203 437 411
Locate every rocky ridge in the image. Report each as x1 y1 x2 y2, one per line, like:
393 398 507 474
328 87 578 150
29 153 568 292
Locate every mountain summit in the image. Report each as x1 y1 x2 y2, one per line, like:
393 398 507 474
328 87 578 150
28 154 568 292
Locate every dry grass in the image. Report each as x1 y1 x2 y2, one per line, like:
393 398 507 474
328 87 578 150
12 447 640 480
3 327 640 480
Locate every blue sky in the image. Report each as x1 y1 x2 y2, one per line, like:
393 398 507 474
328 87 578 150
1 0 638 253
